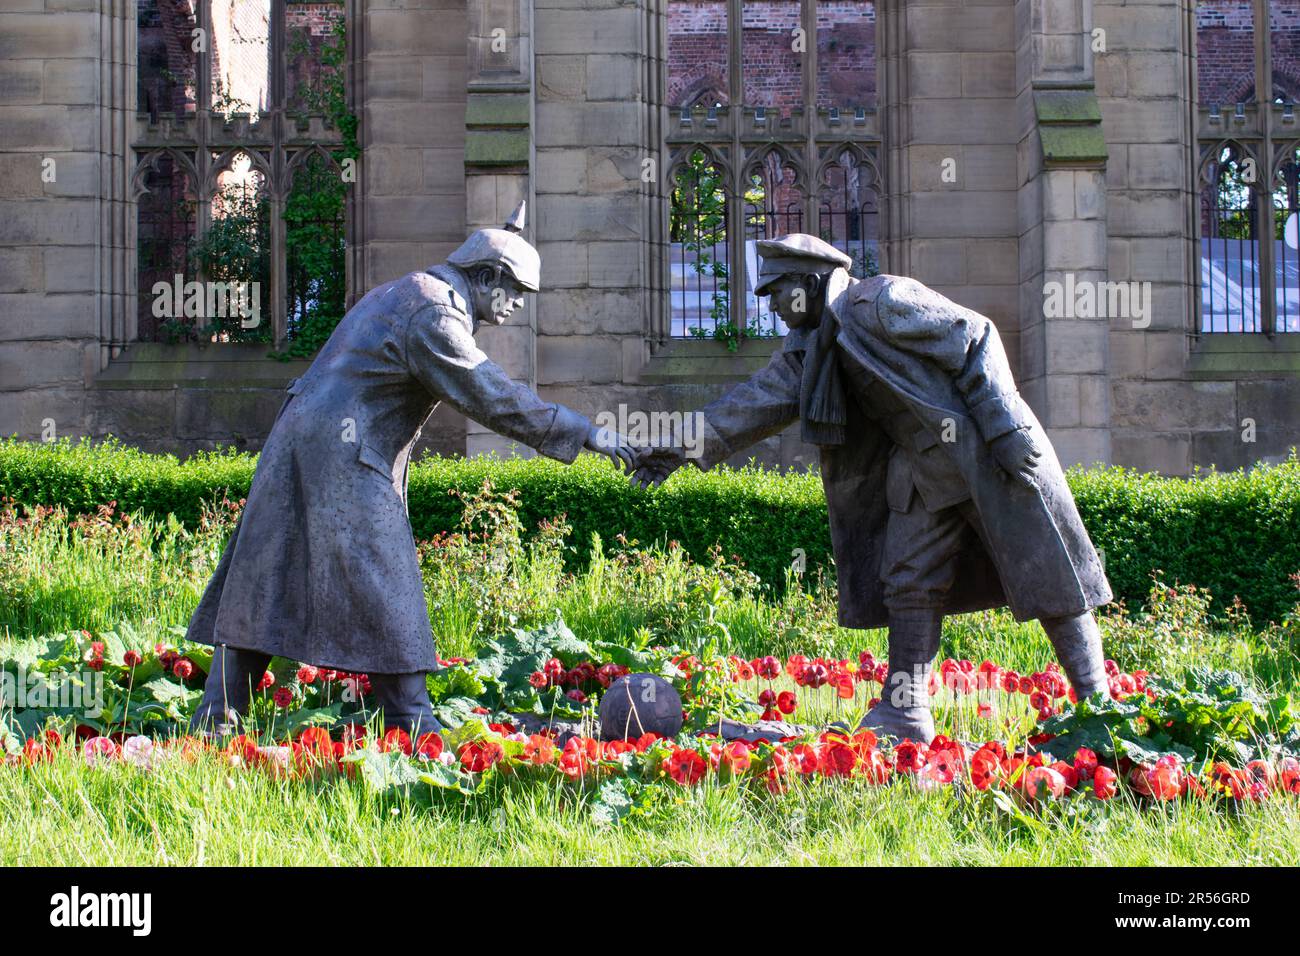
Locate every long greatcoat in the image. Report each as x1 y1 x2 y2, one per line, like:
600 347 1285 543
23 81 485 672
185 265 591 673
693 271 1112 628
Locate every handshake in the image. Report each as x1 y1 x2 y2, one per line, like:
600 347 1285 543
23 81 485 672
582 425 691 490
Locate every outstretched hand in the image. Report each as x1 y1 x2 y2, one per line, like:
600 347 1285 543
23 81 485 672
630 444 689 489
584 425 635 473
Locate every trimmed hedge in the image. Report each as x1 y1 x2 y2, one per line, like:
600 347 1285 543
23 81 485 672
2 438 1298 623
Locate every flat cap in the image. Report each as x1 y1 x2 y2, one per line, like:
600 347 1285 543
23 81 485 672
754 233 853 295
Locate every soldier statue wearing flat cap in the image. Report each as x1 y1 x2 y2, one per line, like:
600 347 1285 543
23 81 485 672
187 202 635 738
632 234 1112 742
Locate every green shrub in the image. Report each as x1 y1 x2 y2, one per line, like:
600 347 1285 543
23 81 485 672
1 437 1297 622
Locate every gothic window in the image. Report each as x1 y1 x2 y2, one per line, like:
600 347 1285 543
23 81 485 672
132 0 353 347
664 0 881 340
1195 0 1300 333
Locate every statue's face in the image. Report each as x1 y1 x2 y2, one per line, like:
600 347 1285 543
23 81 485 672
761 274 822 329
471 268 529 325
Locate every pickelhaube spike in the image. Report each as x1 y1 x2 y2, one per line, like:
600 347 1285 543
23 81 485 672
504 200 526 234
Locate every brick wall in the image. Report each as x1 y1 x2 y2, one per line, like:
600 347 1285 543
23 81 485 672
666 0 875 109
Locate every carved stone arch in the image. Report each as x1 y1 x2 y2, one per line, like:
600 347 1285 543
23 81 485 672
1269 138 1300 180
740 142 807 195
740 143 806 239
666 143 732 187
131 148 200 201
205 147 273 197
1197 139 1262 193
813 142 881 193
286 144 342 185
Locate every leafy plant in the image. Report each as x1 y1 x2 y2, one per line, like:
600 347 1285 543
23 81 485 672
1041 668 1297 768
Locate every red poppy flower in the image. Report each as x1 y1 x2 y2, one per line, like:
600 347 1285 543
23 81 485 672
716 741 752 776
755 656 782 680
818 741 857 777
921 747 961 786
522 734 553 765
1135 762 1182 801
566 689 587 705
791 743 820 775
256 671 275 691
1245 760 1276 790
1073 747 1099 781
893 740 926 773
459 740 505 773
172 658 194 680
226 734 261 765
776 691 797 715
1025 766 1067 800
859 749 892 784
767 744 794 777
665 748 707 786
297 727 333 759
801 663 829 689
297 665 318 684
969 749 1000 790
830 672 856 699
1208 762 1248 800
1092 765 1118 799
413 732 443 760
381 728 412 755
23 738 53 763
1280 757 1300 795
785 654 808 678
272 686 294 709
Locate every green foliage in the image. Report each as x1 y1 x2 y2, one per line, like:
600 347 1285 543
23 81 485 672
1042 668 1297 767
1 438 1298 623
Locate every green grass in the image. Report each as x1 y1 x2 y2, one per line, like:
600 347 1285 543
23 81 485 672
1 491 1298 866
3 747 1297 866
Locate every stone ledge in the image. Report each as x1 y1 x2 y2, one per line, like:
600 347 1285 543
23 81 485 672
1188 334 1300 379
637 337 784 384
93 343 311 390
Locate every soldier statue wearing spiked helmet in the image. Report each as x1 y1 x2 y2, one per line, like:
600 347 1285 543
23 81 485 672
185 202 635 739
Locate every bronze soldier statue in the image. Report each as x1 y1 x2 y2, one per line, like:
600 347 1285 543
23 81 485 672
632 234 1112 743
187 203 634 738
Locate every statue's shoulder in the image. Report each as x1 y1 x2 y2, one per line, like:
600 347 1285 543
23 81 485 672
848 273 913 307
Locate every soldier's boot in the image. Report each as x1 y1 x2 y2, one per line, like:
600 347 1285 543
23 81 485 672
858 608 942 744
190 644 272 736
1041 611 1109 700
368 672 443 739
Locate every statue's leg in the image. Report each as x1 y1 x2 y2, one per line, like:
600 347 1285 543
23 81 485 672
858 607 943 744
367 672 443 739
190 644 272 736
1040 611 1109 699
861 499 969 743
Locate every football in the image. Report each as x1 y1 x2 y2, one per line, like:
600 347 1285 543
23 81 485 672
598 673 683 741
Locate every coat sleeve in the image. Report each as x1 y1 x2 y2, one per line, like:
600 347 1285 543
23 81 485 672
404 305 591 463
693 348 803 470
874 278 1031 442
